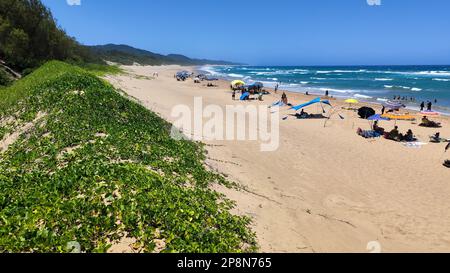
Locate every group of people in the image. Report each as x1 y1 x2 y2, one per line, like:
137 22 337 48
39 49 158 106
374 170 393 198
384 125 416 142
420 101 435 112
357 121 416 142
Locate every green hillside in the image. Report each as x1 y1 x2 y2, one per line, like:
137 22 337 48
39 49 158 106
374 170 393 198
0 61 256 253
89 44 239 66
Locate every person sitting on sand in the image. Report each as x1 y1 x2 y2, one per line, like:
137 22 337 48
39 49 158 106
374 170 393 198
430 132 442 143
373 121 385 135
402 129 416 142
232 90 236 101
420 116 441 128
385 126 401 141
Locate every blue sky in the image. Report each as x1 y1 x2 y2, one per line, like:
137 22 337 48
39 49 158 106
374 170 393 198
43 0 450 65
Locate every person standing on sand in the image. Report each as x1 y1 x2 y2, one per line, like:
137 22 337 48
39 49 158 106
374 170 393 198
232 90 236 101
281 92 288 105
427 101 433 111
325 90 329 97
275 83 279 93
420 101 425 111
381 105 386 115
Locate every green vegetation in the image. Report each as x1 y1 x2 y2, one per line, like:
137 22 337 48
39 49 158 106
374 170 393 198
0 61 256 253
0 68 12 86
89 44 239 66
0 0 101 74
79 63 123 77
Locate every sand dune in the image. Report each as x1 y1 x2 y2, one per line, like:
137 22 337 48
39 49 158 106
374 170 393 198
105 65 450 253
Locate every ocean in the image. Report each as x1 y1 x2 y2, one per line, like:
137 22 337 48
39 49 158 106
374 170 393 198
200 65 450 113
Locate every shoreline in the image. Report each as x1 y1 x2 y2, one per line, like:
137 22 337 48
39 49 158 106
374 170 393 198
195 66 448 118
197 66 450 116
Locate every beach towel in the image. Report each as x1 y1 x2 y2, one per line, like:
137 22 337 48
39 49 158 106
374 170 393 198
403 142 427 149
357 128 381 139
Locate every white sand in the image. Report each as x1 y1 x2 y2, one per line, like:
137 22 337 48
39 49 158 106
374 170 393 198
105 65 450 253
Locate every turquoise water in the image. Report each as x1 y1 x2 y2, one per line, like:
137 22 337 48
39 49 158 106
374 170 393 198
201 65 450 113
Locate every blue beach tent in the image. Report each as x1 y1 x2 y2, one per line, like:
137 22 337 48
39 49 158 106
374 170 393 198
291 97 332 111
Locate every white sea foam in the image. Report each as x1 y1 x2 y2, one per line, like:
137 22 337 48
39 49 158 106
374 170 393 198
300 81 309 85
200 65 221 75
375 78 393 81
316 71 332 74
228 73 244 78
318 87 355 94
433 78 450 82
384 85 422 91
354 94 373 99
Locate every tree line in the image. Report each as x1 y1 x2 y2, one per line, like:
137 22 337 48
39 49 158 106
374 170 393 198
0 0 100 76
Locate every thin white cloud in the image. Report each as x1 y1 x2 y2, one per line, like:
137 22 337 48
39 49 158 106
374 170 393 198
67 0 81 6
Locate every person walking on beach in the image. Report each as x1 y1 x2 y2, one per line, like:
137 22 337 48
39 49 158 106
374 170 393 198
325 90 329 97
420 101 425 111
381 105 386 115
427 101 433 111
275 83 279 94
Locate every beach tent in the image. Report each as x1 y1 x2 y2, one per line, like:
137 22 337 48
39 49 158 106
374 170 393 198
358 107 376 119
240 92 250 101
291 97 332 111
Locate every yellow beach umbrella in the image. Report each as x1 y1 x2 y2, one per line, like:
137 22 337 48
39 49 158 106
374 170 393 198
345 98 359 104
231 80 245 87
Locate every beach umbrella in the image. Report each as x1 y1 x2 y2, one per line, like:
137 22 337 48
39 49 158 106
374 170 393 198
358 107 376 119
383 100 405 110
231 80 245 87
345 98 359 110
345 98 359 104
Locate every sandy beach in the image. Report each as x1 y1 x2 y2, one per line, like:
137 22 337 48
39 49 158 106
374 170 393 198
105 65 450 253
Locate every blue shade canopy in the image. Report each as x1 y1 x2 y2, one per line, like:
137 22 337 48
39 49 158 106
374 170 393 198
367 114 389 121
240 92 250 101
291 98 332 111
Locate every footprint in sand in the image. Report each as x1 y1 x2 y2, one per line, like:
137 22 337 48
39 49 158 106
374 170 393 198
323 194 367 211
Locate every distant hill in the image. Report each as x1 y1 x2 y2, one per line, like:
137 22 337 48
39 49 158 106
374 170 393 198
89 44 239 66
